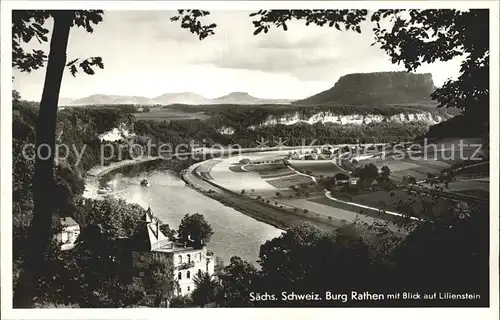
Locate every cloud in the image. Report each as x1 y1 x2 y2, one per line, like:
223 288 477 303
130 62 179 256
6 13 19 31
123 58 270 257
107 10 204 43
104 10 393 81
191 19 393 82
197 45 338 70
113 10 177 23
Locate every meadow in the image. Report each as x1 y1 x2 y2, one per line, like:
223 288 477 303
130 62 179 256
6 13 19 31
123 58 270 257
287 160 349 178
133 107 209 122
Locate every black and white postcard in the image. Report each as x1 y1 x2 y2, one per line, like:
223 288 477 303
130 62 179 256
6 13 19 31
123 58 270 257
1 1 499 319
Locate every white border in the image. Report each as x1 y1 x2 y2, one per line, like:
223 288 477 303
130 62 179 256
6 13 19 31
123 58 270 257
1 1 499 319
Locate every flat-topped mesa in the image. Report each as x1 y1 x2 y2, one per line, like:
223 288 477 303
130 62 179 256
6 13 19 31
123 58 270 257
294 71 436 106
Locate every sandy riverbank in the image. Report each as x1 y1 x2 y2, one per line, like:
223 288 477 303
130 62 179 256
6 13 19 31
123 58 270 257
86 156 162 177
83 156 163 199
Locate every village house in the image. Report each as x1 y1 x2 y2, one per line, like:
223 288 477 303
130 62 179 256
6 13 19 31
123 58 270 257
250 156 287 165
57 217 80 251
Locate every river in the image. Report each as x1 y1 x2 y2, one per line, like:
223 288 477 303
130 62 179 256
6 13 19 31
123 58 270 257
86 168 283 265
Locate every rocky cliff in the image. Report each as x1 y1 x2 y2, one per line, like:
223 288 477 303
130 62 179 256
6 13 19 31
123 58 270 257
247 110 455 130
294 71 436 106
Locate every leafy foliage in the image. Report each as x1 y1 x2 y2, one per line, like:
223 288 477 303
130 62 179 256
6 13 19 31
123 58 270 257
138 253 176 307
77 198 146 239
13 89 22 103
249 10 367 35
12 10 105 75
159 223 177 240
14 102 136 174
213 207 488 307
258 223 376 302
136 117 431 149
177 213 214 247
170 10 217 40
66 57 104 76
218 256 259 307
380 165 391 180
389 201 489 297
191 270 218 307
356 163 380 181
372 10 489 129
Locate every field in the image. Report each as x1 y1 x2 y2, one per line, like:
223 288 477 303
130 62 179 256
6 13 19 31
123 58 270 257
243 163 287 173
308 196 402 223
355 138 487 179
357 156 450 182
243 163 315 189
288 160 349 178
418 179 489 198
260 167 295 179
134 107 209 121
454 161 489 175
349 189 457 219
265 174 315 189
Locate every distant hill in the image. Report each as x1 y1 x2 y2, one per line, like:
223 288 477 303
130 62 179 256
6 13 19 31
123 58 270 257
211 92 292 105
66 92 293 106
69 94 158 106
153 92 209 105
294 71 437 106
58 98 74 106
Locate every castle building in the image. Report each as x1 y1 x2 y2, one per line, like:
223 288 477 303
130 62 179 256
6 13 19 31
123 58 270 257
126 207 215 298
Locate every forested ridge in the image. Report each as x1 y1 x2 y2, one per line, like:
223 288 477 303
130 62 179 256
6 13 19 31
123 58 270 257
12 100 464 168
16 99 458 155
134 104 456 148
168 103 456 122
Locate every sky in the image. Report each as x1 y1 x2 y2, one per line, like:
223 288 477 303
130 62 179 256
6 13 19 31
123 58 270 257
13 10 465 101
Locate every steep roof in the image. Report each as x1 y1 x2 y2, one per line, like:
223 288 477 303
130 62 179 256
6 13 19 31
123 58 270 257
134 207 198 254
142 207 175 251
60 217 78 227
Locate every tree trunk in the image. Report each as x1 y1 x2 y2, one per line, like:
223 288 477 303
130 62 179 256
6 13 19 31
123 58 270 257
13 11 72 308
